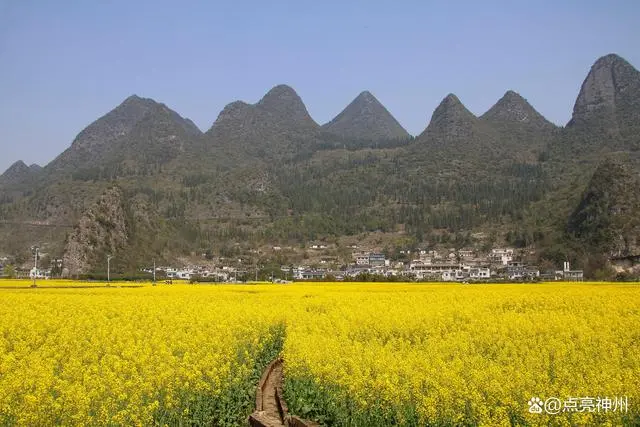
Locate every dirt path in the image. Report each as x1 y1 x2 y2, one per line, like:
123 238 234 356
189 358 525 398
261 359 284 422
249 359 318 427
250 359 286 427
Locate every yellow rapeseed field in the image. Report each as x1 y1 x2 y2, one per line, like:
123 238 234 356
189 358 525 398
0 280 638 426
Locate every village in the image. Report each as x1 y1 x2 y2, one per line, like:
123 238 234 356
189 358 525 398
157 247 582 283
1 246 584 282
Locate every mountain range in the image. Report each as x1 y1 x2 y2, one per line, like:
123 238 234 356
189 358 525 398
1 53 640 278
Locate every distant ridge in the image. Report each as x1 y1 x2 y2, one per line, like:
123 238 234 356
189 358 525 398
322 91 410 140
0 160 42 185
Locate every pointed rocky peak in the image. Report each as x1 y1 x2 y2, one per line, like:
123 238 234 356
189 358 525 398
593 53 633 70
430 93 478 124
205 101 257 136
350 90 383 108
207 85 318 137
569 53 640 125
29 163 43 172
67 94 159 151
256 84 318 129
356 90 375 101
257 84 301 107
421 94 477 133
47 94 200 173
322 90 410 140
441 93 463 106
413 93 505 158
1 160 39 185
481 90 555 129
213 101 252 124
121 94 144 104
115 94 160 117
2 160 29 177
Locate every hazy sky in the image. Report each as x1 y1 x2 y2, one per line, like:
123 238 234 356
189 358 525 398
1 0 639 172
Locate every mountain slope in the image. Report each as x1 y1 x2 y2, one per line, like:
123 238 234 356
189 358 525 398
47 95 202 176
481 90 557 162
322 91 410 141
566 158 640 257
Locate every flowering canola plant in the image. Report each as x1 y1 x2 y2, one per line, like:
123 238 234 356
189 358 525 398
0 281 638 426
281 283 640 426
0 283 287 426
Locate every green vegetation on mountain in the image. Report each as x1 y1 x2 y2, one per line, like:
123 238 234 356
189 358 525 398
567 158 640 257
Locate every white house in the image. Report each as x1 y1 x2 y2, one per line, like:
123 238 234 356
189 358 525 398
29 268 50 279
175 270 192 280
354 252 370 266
490 248 514 265
469 268 491 279
442 270 465 281
562 262 584 281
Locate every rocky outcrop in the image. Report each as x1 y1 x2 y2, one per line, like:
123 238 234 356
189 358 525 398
322 91 410 140
63 186 128 276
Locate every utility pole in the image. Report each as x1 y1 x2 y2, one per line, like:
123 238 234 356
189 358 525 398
107 255 114 283
153 259 156 284
31 246 39 288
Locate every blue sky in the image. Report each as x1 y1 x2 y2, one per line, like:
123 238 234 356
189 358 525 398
1 0 639 172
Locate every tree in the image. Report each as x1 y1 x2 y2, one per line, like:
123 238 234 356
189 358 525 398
3 264 16 278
